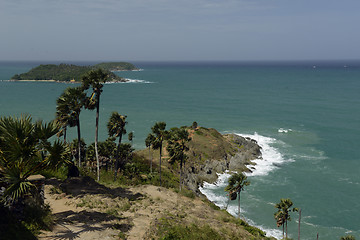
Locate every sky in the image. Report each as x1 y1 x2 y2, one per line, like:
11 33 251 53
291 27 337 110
1 0 359 61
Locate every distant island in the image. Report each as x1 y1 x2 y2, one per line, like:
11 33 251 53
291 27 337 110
11 62 138 82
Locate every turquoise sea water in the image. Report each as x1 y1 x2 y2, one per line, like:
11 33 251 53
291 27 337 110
0 61 359 239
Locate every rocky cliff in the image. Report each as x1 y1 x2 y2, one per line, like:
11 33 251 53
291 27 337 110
182 127 262 194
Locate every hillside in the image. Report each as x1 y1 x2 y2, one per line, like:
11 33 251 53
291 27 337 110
38 177 272 240
137 126 262 193
94 62 138 71
11 62 137 82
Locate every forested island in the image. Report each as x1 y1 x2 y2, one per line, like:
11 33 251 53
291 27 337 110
11 62 138 82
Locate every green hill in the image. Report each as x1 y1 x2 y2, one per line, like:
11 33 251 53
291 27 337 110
94 62 138 71
11 62 138 82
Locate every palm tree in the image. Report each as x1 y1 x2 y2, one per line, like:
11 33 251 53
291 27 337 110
0 115 71 202
274 198 298 239
56 87 86 168
55 103 70 142
107 112 127 181
149 122 168 186
145 134 155 173
167 127 191 190
224 172 250 219
82 69 108 181
128 132 134 143
340 235 356 240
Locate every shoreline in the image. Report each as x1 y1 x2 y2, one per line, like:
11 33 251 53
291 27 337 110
8 79 129 83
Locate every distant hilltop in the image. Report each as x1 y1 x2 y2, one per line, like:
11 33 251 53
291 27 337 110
11 62 138 82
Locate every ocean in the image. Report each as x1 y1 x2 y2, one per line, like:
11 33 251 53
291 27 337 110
0 60 359 239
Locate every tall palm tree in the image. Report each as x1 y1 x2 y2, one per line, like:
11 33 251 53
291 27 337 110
107 112 127 181
56 86 86 167
82 69 108 181
0 115 71 202
274 198 298 239
145 134 155 173
167 127 191 190
150 122 168 186
224 172 250 219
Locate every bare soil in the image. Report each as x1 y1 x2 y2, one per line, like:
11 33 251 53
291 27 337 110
38 177 257 240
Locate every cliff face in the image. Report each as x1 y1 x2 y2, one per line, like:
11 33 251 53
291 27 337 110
182 128 262 194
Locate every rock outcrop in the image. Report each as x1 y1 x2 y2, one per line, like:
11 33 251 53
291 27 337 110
181 129 262 194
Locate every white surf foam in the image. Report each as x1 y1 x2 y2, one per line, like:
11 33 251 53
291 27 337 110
112 69 144 72
124 78 153 83
238 132 290 176
105 78 153 84
199 172 283 239
199 172 230 208
199 133 292 239
278 128 292 133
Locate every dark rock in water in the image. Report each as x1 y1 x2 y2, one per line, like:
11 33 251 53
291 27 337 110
272 163 281 167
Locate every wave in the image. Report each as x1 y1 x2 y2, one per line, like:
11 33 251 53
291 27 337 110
199 172 283 239
199 172 230 207
112 69 144 72
238 133 292 177
125 78 153 83
199 132 299 239
105 78 154 84
278 128 292 133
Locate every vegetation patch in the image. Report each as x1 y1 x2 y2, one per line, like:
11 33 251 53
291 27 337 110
11 62 137 82
153 215 224 240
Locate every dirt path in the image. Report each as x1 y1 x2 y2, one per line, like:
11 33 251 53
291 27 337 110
38 177 255 240
38 178 191 240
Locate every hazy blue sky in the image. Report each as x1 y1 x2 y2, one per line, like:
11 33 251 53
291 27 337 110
1 0 359 61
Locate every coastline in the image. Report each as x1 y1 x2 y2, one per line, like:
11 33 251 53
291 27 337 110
195 132 290 239
8 79 129 83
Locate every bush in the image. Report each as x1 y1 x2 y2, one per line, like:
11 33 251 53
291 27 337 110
156 216 223 240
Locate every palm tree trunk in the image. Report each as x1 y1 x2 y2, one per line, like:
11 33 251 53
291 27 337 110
95 94 100 181
77 118 81 168
286 220 288 239
149 146 152 173
114 134 123 181
282 224 285 239
159 143 162 187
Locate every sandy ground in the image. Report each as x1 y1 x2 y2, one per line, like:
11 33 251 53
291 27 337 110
38 177 254 240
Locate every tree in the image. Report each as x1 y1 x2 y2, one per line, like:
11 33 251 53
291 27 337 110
145 133 155 173
224 172 250 219
274 198 298 239
167 127 191 190
340 235 356 240
86 137 116 171
128 132 134 144
107 112 127 181
149 122 168 186
69 138 87 167
56 87 86 167
0 115 71 203
82 69 108 181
